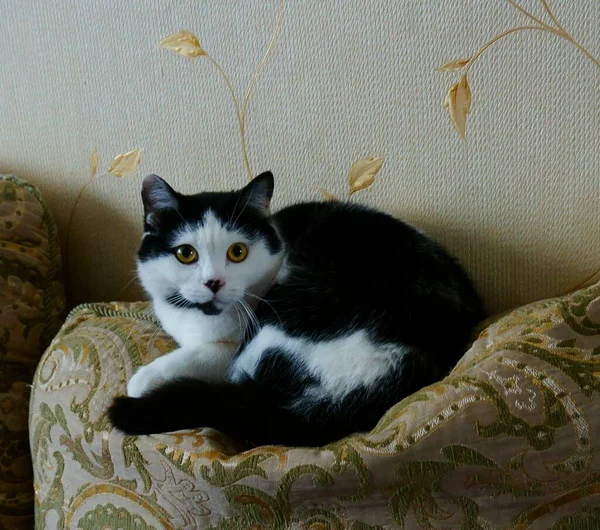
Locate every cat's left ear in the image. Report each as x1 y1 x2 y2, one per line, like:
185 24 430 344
238 171 274 217
141 174 179 230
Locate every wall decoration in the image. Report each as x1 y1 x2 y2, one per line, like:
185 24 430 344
65 148 143 298
439 0 600 293
439 0 600 139
158 1 384 200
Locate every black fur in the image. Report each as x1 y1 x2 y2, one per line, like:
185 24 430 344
109 174 485 447
165 292 222 315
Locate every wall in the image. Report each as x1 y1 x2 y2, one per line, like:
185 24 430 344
1 0 599 313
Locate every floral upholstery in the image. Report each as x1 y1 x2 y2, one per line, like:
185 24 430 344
30 283 600 529
0 175 65 529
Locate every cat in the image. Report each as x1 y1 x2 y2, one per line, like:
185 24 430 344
108 171 485 447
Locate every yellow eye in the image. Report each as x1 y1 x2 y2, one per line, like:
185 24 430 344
227 242 248 263
175 244 198 264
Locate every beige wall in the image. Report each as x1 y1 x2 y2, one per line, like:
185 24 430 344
1 0 599 313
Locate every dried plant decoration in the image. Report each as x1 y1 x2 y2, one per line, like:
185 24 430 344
439 0 600 140
437 59 471 73
159 2 284 180
438 0 600 294
348 157 385 196
158 30 206 58
107 149 143 178
159 1 386 202
318 188 339 201
89 147 99 179
444 76 471 139
65 148 143 300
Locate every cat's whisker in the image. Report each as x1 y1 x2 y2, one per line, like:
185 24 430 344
239 299 261 337
244 291 282 325
228 189 243 228
237 301 253 337
236 301 254 341
172 205 195 235
233 302 248 342
232 187 254 227
146 326 166 353
116 268 142 297
123 319 156 353
236 300 255 338
168 292 195 311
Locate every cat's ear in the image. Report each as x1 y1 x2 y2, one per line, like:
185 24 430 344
141 174 178 229
238 171 274 217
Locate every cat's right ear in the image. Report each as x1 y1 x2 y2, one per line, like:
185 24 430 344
141 174 178 230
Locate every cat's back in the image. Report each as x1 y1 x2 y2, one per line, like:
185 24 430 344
267 200 484 347
273 201 425 266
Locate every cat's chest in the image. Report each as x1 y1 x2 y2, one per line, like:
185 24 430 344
230 325 406 399
153 300 240 347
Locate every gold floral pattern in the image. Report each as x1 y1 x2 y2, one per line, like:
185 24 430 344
0 175 65 529
439 0 600 139
65 148 143 301
30 281 600 528
158 1 383 199
439 0 600 293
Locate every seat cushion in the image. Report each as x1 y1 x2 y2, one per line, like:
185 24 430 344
30 284 600 529
0 175 65 529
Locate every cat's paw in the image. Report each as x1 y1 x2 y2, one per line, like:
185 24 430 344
127 363 167 398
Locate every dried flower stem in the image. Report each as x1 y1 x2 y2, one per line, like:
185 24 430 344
241 0 285 130
64 173 98 302
204 0 285 180
464 25 561 75
540 0 565 34
464 1 600 76
205 55 251 178
455 0 600 295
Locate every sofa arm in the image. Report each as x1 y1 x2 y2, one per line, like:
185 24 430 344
0 175 65 529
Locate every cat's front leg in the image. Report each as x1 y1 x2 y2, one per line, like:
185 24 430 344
126 342 236 398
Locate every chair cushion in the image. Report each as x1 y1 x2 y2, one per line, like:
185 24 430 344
0 175 65 529
30 284 600 528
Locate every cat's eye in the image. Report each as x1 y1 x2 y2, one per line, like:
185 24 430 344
174 244 198 264
227 242 248 263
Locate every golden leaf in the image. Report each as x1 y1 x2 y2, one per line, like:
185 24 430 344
107 149 143 178
159 30 206 58
90 147 99 178
437 58 470 72
318 188 338 201
444 75 471 139
348 157 385 196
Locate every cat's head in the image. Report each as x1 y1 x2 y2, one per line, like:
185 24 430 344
137 172 283 317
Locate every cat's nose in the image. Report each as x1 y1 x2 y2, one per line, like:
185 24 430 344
205 279 224 294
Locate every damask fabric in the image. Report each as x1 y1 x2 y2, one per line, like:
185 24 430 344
0 175 65 530
31 284 600 529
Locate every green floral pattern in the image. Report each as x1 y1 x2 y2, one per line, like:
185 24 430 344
0 175 65 529
30 283 600 529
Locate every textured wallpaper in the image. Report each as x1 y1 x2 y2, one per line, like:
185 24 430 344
1 0 599 313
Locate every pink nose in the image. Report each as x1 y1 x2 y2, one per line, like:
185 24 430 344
205 279 224 294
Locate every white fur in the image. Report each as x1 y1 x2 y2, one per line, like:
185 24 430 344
127 343 237 397
229 325 407 401
131 210 283 396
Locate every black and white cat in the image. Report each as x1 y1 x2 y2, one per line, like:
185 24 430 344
109 172 484 446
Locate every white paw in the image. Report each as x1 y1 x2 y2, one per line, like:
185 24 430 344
127 362 167 398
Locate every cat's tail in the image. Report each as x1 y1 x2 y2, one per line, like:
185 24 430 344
108 378 336 447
